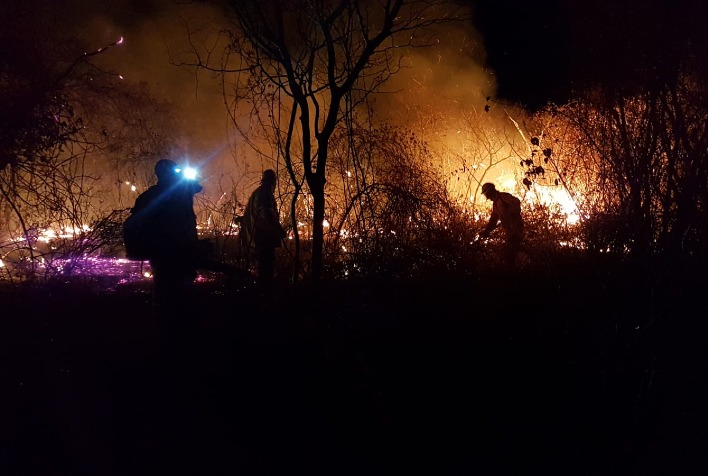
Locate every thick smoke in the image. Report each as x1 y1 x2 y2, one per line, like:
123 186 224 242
40 1 515 202
56 0 231 167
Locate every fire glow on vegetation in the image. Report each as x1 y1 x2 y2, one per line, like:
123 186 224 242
526 185 580 225
1 226 212 284
468 169 580 225
37 226 91 243
7 225 92 245
0 251 226 286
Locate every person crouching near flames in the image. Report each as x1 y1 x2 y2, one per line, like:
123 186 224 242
240 169 287 291
479 182 524 269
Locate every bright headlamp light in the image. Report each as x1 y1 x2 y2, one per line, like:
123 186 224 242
174 166 198 180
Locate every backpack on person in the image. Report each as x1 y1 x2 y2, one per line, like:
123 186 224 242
499 192 522 216
122 211 155 261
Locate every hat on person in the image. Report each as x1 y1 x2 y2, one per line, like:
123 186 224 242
155 159 178 180
481 182 496 195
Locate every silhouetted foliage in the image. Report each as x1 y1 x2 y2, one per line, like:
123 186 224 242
519 73 708 262
326 122 476 279
563 75 708 261
185 0 462 283
0 15 180 282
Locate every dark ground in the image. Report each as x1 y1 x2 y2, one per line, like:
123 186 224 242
2 261 708 475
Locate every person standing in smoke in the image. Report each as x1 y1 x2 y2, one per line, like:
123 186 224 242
240 169 287 291
480 182 524 269
128 158 203 315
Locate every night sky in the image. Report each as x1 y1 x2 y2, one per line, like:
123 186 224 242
469 0 708 110
8 0 708 115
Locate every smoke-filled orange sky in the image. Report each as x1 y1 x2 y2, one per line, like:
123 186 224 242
11 2 459 179
31 0 505 197
9 0 706 202
12 0 708 127
54 0 234 162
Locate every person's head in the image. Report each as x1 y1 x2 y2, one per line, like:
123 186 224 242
481 182 497 200
261 169 277 188
155 159 179 182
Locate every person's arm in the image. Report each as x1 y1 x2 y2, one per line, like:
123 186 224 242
252 189 286 242
264 193 286 238
259 190 281 225
481 207 499 238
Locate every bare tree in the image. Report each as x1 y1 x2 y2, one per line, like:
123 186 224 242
182 0 462 283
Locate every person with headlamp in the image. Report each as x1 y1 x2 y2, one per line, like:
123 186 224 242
128 158 203 316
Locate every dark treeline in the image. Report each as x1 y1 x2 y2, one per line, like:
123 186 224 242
471 0 708 110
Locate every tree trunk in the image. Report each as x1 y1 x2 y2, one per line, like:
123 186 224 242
309 173 326 284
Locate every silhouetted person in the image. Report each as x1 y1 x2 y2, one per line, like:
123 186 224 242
240 169 286 290
129 158 203 315
480 182 524 269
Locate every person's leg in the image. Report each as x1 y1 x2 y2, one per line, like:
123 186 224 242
150 263 169 314
506 232 522 270
153 261 197 336
256 246 275 290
